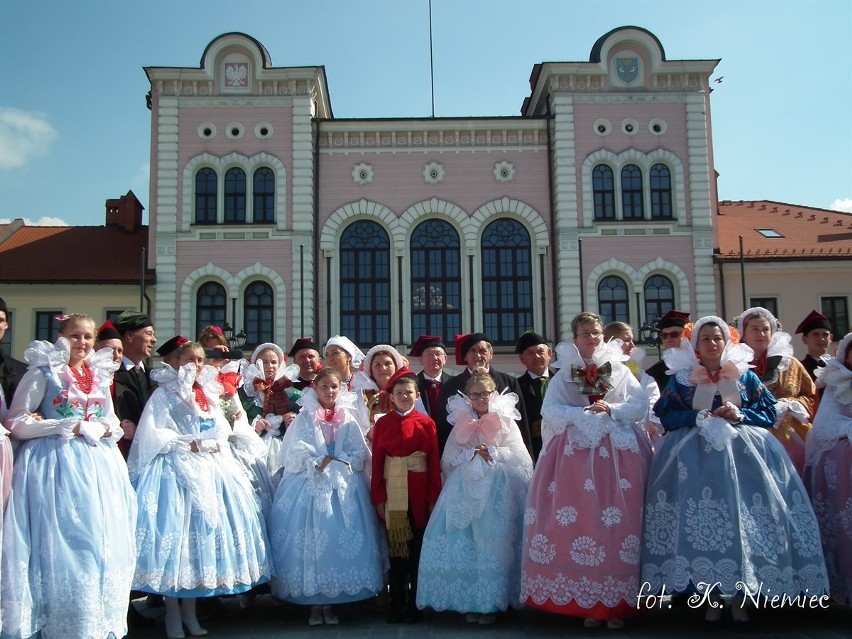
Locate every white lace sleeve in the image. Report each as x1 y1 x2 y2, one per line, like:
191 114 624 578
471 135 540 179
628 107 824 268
279 410 323 475
6 367 76 440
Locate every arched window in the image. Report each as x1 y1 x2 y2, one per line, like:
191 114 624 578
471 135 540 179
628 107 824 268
592 165 615 220
340 221 390 345
224 168 246 224
194 168 217 224
598 275 629 325
244 280 273 346
644 274 675 324
411 220 461 341
621 164 644 220
195 281 227 338
650 163 672 219
481 219 532 345
253 167 275 223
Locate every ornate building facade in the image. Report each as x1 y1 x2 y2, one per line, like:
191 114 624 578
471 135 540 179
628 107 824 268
144 27 720 352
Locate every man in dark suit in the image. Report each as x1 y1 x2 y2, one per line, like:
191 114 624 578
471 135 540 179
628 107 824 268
515 331 554 461
645 310 691 393
112 310 158 459
409 335 452 421
0 297 27 415
796 309 833 401
434 332 531 456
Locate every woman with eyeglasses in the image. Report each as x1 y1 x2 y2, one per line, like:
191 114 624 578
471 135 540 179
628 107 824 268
641 316 827 630
417 373 533 625
520 312 652 630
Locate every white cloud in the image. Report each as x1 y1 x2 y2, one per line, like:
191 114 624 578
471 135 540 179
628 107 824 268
830 198 852 213
0 216 69 226
0 107 57 169
132 162 150 188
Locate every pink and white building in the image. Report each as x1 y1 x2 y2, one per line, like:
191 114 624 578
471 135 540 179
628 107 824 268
144 27 719 354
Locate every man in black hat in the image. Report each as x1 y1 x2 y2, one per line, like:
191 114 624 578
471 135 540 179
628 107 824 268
112 310 157 459
409 335 452 422
645 310 690 392
434 332 531 456
0 297 27 415
289 337 321 390
515 331 553 461
796 309 834 383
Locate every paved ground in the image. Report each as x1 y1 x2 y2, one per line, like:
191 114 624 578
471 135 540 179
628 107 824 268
127 595 851 638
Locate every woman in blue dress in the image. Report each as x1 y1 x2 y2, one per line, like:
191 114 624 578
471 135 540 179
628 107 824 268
640 316 828 629
128 341 272 638
417 374 533 625
2 313 136 639
269 368 384 626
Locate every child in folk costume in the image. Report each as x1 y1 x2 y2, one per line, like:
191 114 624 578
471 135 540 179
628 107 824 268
129 342 272 639
805 332 852 604
241 342 301 479
268 368 385 625
371 369 442 623
417 374 533 625
520 312 652 630
1 313 137 639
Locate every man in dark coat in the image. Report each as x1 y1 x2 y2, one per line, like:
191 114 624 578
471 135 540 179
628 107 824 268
409 335 452 422
645 310 691 393
289 337 321 391
0 297 27 413
434 332 531 456
796 309 833 401
515 330 554 461
112 310 157 458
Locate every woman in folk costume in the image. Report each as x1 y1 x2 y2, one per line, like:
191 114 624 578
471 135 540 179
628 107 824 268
268 368 384 626
736 307 816 474
205 345 275 518
641 316 827 630
324 334 365 392
520 312 652 630
241 342 302 479
351 344 405 439
804 332 852 604
604 321 663 446
1 313 136 639
417 374 533 625
129 342 272 639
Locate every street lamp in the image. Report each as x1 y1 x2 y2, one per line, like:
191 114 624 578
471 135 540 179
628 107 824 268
639 317 662 356
222 321 247 349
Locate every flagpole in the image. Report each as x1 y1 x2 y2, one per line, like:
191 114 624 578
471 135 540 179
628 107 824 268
429 0 435 118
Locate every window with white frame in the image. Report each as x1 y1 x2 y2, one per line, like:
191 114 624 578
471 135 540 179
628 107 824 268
481 219 532 345
598 276 629 325
195 168 217 224
411 219 461 342
196 281 227 338
340 221 391 345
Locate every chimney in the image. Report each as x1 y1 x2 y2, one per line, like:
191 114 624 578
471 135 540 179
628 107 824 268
105 190 144 232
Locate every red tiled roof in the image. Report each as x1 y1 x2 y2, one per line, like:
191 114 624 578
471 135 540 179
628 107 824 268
716 200 852 260
0 224 151 282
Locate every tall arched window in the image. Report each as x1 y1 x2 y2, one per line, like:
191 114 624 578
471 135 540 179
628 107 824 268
224 168 247 224
410 220 461 341
340 221 390 345
195 281 227 338
598 275 629 325
643 274 675 324
194 168 217 224
592 165 615 220
244 280 273 346
621 164 644 220
481 219 532 345
253 167 275 223
650 163 672 219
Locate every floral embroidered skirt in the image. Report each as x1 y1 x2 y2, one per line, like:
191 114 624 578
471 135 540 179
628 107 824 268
520 430 651 620
804 440 852 604
641 425 829 599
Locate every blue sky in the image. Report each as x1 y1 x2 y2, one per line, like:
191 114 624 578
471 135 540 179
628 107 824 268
1 0 850 226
